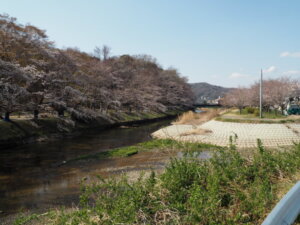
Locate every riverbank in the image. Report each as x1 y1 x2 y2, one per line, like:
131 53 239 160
0 110 183 148
9 140 300 225
6 108 300 224
3 139 223 225
0 119 176 220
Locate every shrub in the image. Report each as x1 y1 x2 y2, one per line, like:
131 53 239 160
254 108 260 117
245 107 256 114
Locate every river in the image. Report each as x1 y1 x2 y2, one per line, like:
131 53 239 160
0 119 172 219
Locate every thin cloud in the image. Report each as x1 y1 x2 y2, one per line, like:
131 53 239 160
229 72 249 79
280 51 300 58
263 66 276 73
283 70 300 76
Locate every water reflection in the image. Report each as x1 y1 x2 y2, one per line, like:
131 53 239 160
177 151 213 160
0 119 171 217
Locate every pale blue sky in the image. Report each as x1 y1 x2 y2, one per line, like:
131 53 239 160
1 0 300 87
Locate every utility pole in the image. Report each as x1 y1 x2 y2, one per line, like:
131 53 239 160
260 69 263 118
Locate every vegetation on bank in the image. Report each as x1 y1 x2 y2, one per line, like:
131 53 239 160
237 107 285 119
216 108 300 124
0 118 59 145
0 110 181 146
215 116 300 124
13 139 300 225
174 108 222 125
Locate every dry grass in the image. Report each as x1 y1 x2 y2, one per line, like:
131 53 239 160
179 128 212 136
288 115 300 120
173 108 221 125
173 111 198 125
276 172 300 201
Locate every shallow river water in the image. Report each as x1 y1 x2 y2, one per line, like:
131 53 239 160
0 119 172 218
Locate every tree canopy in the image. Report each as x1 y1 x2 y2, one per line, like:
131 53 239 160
0 14 194 121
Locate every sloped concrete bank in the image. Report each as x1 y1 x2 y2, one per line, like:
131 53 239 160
152 120 300 148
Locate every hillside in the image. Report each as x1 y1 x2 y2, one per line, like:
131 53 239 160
190 82 233 104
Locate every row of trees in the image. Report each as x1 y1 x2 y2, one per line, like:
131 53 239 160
0 14 194 122
222 77 300 114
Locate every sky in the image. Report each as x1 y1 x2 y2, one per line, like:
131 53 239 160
1 0 300 87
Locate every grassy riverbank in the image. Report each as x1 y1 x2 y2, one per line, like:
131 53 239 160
0 110 182 147
215 117 300 124
216 108 300 124
0 118 60 146
13 139 300 225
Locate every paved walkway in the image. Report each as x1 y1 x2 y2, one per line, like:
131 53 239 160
152 120 300 148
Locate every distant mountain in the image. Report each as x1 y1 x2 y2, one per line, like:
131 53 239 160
189 82 233 104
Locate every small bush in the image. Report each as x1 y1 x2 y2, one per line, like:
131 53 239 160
245 107 256 114
254 108 260 117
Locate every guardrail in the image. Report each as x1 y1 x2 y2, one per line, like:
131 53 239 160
262 181 300 225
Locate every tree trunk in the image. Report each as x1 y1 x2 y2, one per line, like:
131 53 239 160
58 110 64 117
281 105 285 115
34 110 39 119
4 112 10 121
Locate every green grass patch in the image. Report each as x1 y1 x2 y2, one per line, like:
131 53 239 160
261 111 285 119
137 139 224 153
71 148 138 161
13 213 40 225
71 139 224 162
235 108 286 119
215 116 300 124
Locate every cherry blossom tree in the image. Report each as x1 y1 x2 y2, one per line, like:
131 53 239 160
0 82 29 120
